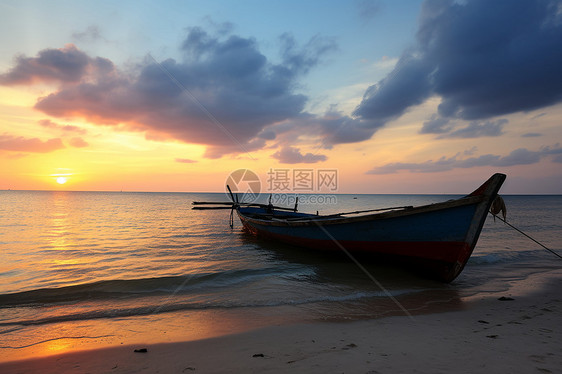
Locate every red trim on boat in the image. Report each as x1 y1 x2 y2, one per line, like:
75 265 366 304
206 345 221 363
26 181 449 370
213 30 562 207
235 173 507 282
242 221 471 282
242 222 471 263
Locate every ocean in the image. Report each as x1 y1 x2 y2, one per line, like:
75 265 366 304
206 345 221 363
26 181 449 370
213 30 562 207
0 190 561 362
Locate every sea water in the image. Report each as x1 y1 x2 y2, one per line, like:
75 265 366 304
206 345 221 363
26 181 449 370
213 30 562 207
0 191 560 361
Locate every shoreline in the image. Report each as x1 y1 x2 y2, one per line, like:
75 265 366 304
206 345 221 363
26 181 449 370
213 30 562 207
2 268 560 373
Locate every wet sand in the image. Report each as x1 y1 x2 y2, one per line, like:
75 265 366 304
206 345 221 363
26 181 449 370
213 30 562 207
1 268 560 374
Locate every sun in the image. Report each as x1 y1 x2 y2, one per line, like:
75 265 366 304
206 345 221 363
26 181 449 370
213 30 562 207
51 169 72 185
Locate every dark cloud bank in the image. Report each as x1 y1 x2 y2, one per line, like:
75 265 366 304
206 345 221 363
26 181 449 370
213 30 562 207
1 0 561 165
355 0 562 134
367 144 562 174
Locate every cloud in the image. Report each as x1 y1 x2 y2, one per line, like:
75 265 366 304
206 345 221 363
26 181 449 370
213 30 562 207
269 108 378 150
6 2 559 157
203 137 268 159
0 29 336 158
68 137 89 148
175 158 198 163
441 119 507 139
271 146 327 164
356 0 383 22
493 148 542 167
354 53 433 126
71 25 104 43
367 145 562 174
278 33 337 76
463 146 478 156
522 132 542 138
536 144 562 163
354 0 562 132
420 114 453 134
421 116 507 138
315 110 376 145
0 134 64 153
0 44 113 85
38 119 88 148
39 119 87 134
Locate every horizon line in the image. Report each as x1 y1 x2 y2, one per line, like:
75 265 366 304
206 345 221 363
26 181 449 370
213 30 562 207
1 189 561 196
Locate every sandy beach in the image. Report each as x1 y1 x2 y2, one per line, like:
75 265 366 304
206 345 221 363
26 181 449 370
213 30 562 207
2 0 562 370
2 268 560 374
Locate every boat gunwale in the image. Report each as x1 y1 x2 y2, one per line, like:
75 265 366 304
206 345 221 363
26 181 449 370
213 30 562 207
237 194 485 227
234 173 506 282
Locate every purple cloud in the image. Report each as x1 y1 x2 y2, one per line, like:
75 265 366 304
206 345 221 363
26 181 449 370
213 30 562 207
1 29 335 158
0 44 113 85
271 146 327 164
39 119 87 134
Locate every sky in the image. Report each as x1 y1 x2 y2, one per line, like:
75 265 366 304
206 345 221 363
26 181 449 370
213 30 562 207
1 0 561 194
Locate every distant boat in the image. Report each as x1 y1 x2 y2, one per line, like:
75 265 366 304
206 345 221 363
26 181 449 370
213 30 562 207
194 173 506 282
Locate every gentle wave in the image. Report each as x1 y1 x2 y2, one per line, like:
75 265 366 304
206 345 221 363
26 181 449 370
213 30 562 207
1 192 560 345
0 266 310 308
0 289 409 328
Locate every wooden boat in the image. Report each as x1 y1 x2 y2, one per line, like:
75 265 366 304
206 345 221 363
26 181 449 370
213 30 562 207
194 173 506 282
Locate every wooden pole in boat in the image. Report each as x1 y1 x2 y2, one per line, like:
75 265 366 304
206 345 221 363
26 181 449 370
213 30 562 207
192 201 236 205
226 185 237 204
192 206 235 210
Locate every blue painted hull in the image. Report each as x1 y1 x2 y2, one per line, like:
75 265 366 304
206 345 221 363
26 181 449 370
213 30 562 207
237 174 506 282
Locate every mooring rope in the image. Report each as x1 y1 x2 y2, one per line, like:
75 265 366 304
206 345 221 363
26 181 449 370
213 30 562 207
490 212 562 260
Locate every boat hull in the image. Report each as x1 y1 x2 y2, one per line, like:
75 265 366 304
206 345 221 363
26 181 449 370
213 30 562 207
237 173 506 282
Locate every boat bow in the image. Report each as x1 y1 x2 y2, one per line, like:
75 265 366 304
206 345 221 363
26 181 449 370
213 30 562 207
235 173 506 282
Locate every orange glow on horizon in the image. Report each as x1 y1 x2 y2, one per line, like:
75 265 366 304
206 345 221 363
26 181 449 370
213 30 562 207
0 96 560 193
